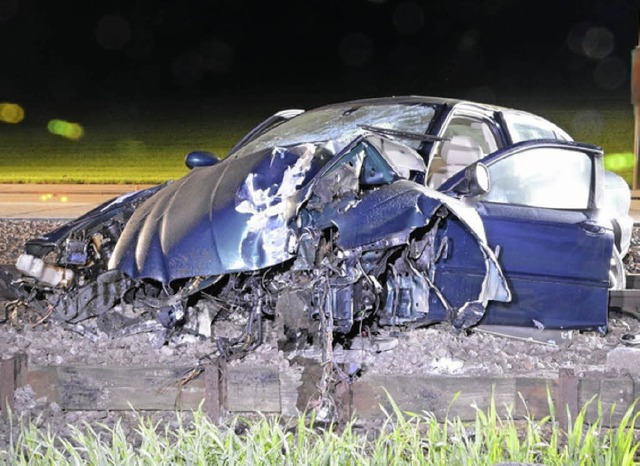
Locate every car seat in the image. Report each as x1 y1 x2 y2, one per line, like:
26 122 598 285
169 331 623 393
428 135 483 189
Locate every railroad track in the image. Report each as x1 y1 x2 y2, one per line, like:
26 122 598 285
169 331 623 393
610 274 640 317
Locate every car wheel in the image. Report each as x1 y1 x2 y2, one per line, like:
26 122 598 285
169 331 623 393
609 248 626 291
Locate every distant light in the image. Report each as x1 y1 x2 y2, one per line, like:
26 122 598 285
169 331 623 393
47 119 84 141
567 22 590 56
39 193 71 203
0 102 24 123
582 27 614 60
604 152 635 172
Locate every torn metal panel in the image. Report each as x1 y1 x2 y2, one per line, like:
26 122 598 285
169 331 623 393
235 144 320 267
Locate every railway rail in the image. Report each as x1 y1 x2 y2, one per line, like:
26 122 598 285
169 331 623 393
609 274 640 317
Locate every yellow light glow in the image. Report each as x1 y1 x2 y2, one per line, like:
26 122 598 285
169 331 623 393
47 119 85 141
40 193 54 201
66 123 84 140
0 103 25 124
47 119 63 134
60 195 68 203
604 152 635 171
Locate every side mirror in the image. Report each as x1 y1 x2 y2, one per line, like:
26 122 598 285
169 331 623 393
185 150 219 169
458 162 490 196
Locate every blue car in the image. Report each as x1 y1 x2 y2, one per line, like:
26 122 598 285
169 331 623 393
13 96 633 355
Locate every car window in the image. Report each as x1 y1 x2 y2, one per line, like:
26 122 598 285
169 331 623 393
231 103 438 159
479 147 592 209
427 116 497 188
502 110 572 143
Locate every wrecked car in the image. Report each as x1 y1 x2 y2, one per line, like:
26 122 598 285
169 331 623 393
9 96 633 356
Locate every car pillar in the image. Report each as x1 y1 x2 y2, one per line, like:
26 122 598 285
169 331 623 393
632 31 640 190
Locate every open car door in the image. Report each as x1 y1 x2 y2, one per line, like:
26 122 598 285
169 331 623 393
440 140 614 332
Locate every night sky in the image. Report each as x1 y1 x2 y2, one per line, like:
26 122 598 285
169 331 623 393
0 0 638 107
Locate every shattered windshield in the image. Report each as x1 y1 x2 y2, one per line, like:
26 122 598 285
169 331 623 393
231 103 439 159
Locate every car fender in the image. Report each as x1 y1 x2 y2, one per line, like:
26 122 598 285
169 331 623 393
23 184 166 258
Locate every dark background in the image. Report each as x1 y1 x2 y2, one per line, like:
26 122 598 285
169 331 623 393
0 0 638 109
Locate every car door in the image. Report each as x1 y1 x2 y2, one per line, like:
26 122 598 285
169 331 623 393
442 141 613 331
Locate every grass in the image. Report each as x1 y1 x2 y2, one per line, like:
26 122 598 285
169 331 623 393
2 394 639 465
0 111 254 184
0 96 635 185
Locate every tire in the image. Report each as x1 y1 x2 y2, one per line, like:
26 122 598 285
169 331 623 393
609 248 626 291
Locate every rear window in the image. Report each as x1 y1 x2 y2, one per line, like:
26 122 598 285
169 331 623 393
502 110 572 143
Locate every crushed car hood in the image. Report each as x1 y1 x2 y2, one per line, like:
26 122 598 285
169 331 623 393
110 144 328 283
